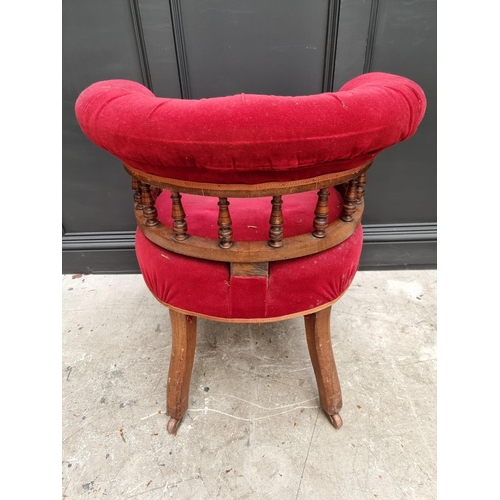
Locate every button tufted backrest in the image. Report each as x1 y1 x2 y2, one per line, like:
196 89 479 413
75 72 426 184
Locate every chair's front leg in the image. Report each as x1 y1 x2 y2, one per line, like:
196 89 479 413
166 309 197 434
304 306 343 428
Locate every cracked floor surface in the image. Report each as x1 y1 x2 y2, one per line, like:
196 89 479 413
62 270 436 499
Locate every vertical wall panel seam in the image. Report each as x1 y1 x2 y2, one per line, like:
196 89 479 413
322 0 341 93
129 0 154 90
169 0 191 99
363 0 380 73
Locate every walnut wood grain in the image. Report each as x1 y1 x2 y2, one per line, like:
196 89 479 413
170 191 188 241
135 199 363 263
217 197 233 248
124 160 374 198
166 309 197 421
132 178 144 210
355 172 366 205
341 178 359 222
140 182 159 227
268 195 284 248
230 262 269 277
304 306 343 420
312 188 330 238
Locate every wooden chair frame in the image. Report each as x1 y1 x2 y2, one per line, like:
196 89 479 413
125 158 372 434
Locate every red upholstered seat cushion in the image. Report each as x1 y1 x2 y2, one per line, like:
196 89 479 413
135 188 363 320
75 72 426 184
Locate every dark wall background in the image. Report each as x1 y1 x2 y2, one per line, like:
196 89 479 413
62 0 436 273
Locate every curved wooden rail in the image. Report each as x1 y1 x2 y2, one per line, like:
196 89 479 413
135 199 364 263
124 160 373 198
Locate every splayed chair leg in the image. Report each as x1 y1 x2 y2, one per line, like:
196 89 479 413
166 309 197 434
304 306 343 429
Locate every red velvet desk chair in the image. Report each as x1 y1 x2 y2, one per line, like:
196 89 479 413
75 73 426 434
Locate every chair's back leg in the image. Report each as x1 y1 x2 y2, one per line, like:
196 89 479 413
166 309 197 434
304 306 343 428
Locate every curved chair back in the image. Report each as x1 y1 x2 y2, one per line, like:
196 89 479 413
76 72 426 268
75 71 426 434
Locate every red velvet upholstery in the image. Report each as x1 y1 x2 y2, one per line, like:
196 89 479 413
74 72 427 431
135 188 363 320
75 72 427 319
75 72 426 184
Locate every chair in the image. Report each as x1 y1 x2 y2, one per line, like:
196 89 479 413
75 72 426 434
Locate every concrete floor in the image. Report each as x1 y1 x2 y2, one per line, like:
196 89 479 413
62 270 436 499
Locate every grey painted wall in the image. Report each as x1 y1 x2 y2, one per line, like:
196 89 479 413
62 0 436 273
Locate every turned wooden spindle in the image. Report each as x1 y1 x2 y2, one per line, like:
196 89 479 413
341 178 359 222
269 195 284 248
140 182 160 227
217 197 233 248
132 178 144 210
312 188 330 238
355 173 366 206
170 191 189 241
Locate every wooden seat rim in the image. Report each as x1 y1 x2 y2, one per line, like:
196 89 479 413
135 199 364 263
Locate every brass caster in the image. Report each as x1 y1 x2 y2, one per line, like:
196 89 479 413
329 413 343 429
167 417 180 435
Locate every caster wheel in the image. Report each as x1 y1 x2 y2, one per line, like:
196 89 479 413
329 413 343 429
167 417 180 435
